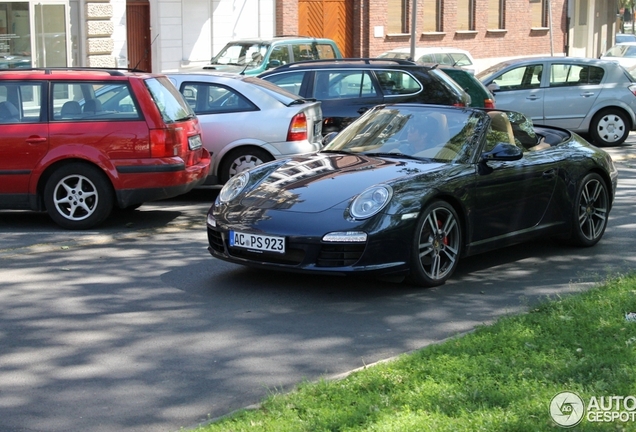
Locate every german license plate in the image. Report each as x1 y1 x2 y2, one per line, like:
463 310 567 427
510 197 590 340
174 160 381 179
229 231 285 254
188 134 203 150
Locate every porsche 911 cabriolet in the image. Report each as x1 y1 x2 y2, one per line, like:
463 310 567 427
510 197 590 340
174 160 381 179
206 104 618 287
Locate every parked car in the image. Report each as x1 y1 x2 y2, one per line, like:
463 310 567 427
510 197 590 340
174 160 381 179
425 64 495 108
259 58 471 134
167 72 323 185
0 67 211 229
600 42 636 69
199 36 342 76
378 47 477 74
206 104 617 287
477 56 636 146
616 33 636 44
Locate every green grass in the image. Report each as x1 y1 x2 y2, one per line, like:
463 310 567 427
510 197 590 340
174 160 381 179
191 274 636 431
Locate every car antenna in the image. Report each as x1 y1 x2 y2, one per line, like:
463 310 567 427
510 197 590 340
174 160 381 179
132 34 159 71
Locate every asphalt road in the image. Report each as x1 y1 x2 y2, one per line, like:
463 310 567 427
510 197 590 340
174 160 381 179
1 138 636 432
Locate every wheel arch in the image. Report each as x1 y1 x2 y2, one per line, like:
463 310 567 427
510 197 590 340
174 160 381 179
217 145 276 183
586 104 634 131
36 158 117 209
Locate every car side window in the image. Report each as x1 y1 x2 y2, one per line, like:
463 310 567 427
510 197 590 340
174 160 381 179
491 64 543 91
261 71 306 95
376 70 422 96
52 82 141 121
181 82 257 114
315 43 337 59
269 45 291 66
314 71 378 99
292 43 319 61
0 82 43 123
549 64 605 87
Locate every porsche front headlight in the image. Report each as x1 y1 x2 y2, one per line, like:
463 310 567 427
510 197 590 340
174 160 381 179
350 185 392 219
219 171 250 203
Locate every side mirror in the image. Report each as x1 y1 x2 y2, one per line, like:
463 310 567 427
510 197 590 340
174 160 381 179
322 131 338 147
487 82 500 93
267 60 282 69
481 143 523 162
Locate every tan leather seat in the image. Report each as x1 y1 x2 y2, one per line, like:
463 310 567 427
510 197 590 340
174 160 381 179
487 111 516 146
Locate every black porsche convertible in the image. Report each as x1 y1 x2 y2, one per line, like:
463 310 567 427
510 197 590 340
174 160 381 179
206 104 618 287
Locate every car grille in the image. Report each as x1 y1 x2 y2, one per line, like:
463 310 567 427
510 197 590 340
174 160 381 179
207 229 225 253
229 247 305 265
316 243 365 267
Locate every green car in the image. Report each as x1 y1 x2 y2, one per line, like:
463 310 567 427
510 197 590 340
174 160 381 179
439 66 496 109
202 36 343 76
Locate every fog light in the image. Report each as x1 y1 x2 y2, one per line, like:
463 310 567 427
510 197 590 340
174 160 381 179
322 231 367 242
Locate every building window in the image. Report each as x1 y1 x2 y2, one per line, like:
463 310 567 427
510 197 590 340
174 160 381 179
530 0 547 28
488 0 504 29
457 0 475 31
422 0 441 32
387 0 409 34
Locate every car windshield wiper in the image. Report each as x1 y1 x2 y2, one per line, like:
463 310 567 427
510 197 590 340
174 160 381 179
320 149 356 155
363 152 426 161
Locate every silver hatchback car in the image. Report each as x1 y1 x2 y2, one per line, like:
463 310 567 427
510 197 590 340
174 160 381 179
167 72 323 185
477 57 636 146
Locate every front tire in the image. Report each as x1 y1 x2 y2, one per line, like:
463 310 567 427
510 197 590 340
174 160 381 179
569 173 609 247
590 109 629 147
219 147 274 184
43 163 114 230
407 200 462 287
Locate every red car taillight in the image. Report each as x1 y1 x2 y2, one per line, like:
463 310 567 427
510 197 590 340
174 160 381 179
149 128 183 158
484 98 496 109
287 112 308 141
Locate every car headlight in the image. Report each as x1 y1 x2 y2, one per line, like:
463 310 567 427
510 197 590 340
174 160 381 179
219 171 250 203
350 185 392 219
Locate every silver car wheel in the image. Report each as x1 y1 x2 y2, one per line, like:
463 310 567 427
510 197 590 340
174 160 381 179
220 147 274 184
576 174 609 244
52 173 99 221
408 201 461 287
43 163 114 229
229 154 266 177
591 109 628 146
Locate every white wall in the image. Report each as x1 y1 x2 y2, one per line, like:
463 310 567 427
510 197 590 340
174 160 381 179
151 0 275 72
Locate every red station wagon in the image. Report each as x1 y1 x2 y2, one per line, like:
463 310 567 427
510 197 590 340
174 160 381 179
0 68 211 229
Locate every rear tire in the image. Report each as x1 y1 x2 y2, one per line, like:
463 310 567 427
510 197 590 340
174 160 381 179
43 163 114 230
590 109 629 147
568 173 609 247
219 147 274 184
407 200 462 287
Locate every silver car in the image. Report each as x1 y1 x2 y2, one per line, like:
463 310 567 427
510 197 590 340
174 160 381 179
167 72 323 184
477 57 636 146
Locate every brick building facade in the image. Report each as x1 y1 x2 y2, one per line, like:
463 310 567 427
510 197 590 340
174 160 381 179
274 0 614 72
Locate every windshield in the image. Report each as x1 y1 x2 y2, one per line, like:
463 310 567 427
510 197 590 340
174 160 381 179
210 43 270 67
144 77 194 123
322 106 484 163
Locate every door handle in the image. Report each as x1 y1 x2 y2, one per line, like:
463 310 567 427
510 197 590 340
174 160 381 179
542 168 557 179
526 95 540 100
26 136 47 144
580 92 595 97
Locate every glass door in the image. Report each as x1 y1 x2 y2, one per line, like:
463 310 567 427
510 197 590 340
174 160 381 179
33 1 69 67
0 2 32 69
